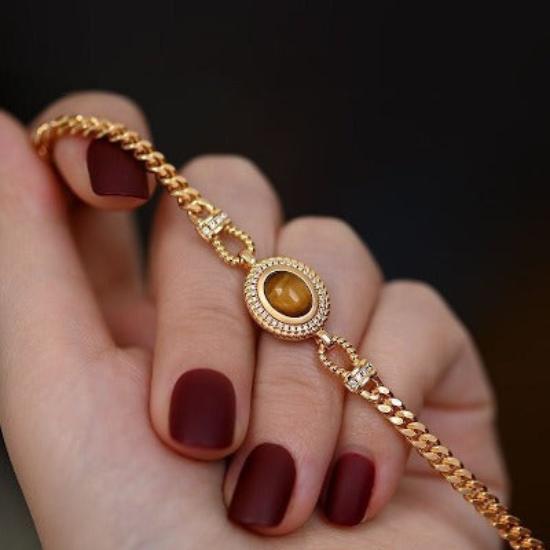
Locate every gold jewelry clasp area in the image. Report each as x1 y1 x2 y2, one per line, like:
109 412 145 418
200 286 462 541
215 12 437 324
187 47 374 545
187 199 256 269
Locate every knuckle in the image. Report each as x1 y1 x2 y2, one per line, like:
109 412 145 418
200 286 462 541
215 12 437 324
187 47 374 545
385 279 448 312
384 279 468 343
185 154 260 187
285 215 358 244
258 350 342 419
191 299 249 337
174 279 251 343
168 299 251 359
283 216 382 281
183 154 281 212
205 153 260 176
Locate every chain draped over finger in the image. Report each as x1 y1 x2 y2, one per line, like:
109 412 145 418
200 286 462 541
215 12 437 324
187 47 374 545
35 115 255 269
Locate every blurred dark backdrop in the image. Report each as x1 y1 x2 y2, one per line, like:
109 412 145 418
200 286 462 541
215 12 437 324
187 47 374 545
1 1 549 546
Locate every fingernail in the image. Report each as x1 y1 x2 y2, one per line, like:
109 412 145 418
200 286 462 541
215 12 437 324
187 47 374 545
169 369 236 449
87 139 149 199
322 453 375 526
228 443 296 528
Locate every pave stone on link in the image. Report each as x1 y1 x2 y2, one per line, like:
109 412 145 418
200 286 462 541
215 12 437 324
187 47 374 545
32 115 545 550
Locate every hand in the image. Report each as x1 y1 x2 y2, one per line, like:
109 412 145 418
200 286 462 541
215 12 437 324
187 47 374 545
0 92 507 549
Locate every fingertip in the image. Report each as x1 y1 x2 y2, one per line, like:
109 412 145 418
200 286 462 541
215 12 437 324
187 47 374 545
150 367 247 462
168 368 236 450
320 452 376 527
227 443 297 530
32 91 156 210
52 134 154 209
325 403 411 529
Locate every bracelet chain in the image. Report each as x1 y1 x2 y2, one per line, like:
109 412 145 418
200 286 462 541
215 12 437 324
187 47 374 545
33 115 545 550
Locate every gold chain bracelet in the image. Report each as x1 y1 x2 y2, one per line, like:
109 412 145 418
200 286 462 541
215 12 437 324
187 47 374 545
33 115 545 550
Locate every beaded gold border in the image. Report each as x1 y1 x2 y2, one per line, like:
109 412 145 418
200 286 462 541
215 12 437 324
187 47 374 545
244 257 330 340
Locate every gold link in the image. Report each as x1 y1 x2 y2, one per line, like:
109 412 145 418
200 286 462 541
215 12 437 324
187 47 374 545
315 329 334 348
239 249 257 268
317 335 374 382
210 225 256 268
315 336 545 549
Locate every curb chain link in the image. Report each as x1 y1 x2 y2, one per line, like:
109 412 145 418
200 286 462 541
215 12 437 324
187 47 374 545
315 331 544 550
34 115 255 268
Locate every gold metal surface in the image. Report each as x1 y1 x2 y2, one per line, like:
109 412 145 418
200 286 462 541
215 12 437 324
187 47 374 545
33 115 545 550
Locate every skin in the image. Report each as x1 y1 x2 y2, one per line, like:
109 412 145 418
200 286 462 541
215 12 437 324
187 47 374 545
0 91 508 549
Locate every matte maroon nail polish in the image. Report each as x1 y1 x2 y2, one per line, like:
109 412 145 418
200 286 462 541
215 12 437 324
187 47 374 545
87 138 149 198
228 443 296 527
169 369 236 449
322 453 375 526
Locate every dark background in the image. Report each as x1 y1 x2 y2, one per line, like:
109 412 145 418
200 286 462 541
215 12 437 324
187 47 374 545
1 1 549 546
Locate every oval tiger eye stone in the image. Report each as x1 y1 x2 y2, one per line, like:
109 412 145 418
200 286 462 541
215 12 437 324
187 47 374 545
264 270 313 317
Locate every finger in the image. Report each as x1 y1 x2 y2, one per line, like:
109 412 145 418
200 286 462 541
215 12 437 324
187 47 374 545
0 111 115 532
149 155 282 460
0 111 216 549
70 206 155 349
225 217 383 534
33 92 156 346
33 91 155 209
0 111 112 363
322 280 501 528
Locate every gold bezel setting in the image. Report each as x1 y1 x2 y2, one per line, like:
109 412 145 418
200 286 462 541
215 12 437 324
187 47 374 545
244 256 330 340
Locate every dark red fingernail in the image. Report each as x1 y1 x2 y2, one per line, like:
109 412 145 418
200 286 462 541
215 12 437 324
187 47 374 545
322 453 375 526
169 369 236 449
228 443 296 528
87 139 149 199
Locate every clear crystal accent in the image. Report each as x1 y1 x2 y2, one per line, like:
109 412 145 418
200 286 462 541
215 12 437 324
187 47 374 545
345 365 372 392
199 211 228 238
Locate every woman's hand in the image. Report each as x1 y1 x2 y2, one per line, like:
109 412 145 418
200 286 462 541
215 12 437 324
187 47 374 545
0 92 507 549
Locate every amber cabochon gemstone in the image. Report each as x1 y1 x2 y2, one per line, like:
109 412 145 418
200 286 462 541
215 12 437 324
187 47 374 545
264 270 313 317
